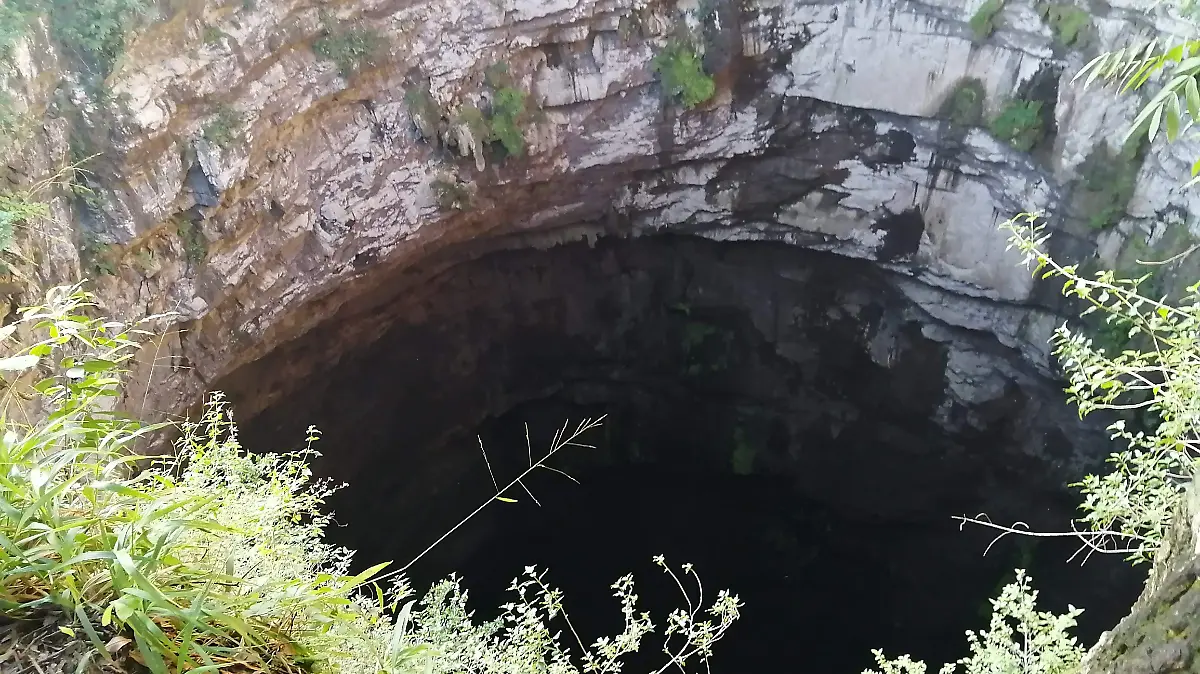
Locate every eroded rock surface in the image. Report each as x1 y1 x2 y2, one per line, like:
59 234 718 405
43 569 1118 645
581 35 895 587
0 0 1195 421
4 0 1200 667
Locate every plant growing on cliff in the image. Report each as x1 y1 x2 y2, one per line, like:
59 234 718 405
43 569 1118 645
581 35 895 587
489 86 529 157
0 190 47 257
940 78 987 126
0 2 30 61
989 100 1045 152
1076 140 1144 230
652 39 715 110
1075 38 1200 181
405 83 442 145
865 570 1084 674
431 175 474 211
969 214 1200 565
202 104 244 149
1037 3 1092 48
313 21 382 79
175 217 207 265
0 285 742 674
969 0 1006 41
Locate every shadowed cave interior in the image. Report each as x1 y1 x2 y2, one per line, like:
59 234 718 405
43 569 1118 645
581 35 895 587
222 235 1143 674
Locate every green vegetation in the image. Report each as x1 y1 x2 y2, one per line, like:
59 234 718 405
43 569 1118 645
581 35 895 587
313 22 381 79
79 233 119 276
1076 141 1145 230
0 2 30 61
1037 3 1092 48
0 286 742 674
445 68 535 165
989 99 1045 152
405 83 442 144
0 191 46 258
969 0 1005 42
176 218 207 265
652 39 715 110
203 26 229 46
202 104 244 149
731 427 755 476
481 64 532 158
454 103 491 148
489 86 529 157
1077 38 1200 173
866 570 1083 674
431 176 474 211
680 319 733 375
939 78 987 126
1 0 147 76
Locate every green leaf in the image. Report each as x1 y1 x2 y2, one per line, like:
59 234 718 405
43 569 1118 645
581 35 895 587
496 496 518 503
82 359 117 373
1167 94 1182 141
1186 76 1200 121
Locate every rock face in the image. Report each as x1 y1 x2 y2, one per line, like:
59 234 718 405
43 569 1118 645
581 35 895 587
1083 484 1200 673
0 0 1196 419
225 235 1142 673
3 0 1200 667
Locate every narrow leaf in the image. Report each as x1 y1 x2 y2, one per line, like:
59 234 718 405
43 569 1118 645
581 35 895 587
0 354 39 372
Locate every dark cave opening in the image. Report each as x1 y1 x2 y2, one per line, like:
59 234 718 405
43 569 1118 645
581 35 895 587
223 235 1143 674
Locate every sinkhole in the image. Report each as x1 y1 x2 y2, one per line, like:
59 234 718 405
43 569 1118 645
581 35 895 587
219 235 1143 673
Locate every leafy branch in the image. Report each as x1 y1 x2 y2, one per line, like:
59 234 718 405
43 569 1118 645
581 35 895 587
951 213 1200 565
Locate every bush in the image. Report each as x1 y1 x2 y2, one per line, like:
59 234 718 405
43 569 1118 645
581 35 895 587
1038 3 1092 48
0 2 31 61
431 176 474 211
652 39 715 110
989 99 1045 152
865 570 1083 674
489 86 528 157
176 217 207 264
940 78 987 126
969 0 1005 41
0 285 743 674
202 104 244 148
1077 141 1144 230
313 24 381 79
405 84 442 143
0 190 47 256
49 0 148 76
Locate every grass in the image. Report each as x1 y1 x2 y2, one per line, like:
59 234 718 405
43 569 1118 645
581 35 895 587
989 99 1046 152
969 0 1005 41
652 38 715 109
313 22 381 79
0 286 744 674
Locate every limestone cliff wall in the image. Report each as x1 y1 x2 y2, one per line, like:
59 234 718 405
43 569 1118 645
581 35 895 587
0 0 1194 419
3 0 1200 667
